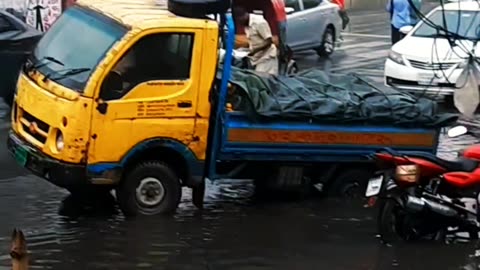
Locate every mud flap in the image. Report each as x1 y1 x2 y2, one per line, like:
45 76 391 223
192 179 205 209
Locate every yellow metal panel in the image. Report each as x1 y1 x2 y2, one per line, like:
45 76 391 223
13 73 93 163
76 0 210 31
88 26 215 164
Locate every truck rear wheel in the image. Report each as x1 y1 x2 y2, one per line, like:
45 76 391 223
328 169 373 198
117 161 181 217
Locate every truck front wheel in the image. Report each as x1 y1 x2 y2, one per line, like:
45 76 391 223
117 161 181 217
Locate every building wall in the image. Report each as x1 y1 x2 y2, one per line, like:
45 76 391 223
345 0 388 10
1 0 67 32
0 0 27 11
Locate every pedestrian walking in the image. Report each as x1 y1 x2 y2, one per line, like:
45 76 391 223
331 0 350 30
387 0 422 44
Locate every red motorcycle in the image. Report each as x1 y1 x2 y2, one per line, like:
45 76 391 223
366 126 480 243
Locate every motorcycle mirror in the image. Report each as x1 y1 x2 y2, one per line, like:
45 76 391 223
447 125 468 138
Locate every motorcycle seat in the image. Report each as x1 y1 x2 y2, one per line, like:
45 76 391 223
405 151 478 172
443 171 480 188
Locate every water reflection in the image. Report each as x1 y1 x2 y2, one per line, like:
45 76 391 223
57 194 119 218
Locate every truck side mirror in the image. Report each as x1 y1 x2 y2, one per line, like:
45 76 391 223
100 70 123 100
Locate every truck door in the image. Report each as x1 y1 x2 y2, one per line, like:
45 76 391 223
89 29 203 165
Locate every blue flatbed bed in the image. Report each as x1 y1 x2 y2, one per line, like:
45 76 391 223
205 14 445 195
218 112 439 163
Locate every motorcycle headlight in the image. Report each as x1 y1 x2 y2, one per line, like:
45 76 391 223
388 50 405 65
56 131 64 152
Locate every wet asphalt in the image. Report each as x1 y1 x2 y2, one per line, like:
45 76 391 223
1 4 480 270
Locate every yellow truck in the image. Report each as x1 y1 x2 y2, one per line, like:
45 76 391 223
7 0 450 217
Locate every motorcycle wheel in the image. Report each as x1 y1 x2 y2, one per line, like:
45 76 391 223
377 199 422 244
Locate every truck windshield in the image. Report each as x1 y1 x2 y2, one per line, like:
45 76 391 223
30 6 127 93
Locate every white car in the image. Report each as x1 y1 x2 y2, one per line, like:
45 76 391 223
285 0 342 56
384 1 480 98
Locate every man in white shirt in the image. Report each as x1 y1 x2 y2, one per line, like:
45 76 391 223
233 6 279 76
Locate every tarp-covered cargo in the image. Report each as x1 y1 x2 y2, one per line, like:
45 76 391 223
221 67 457 128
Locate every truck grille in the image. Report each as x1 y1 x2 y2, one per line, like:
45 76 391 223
408 59 458 70
19 109 49 144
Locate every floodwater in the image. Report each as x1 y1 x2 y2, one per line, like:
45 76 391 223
0 116 478 270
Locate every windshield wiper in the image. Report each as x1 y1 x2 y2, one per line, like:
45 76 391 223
45 68 91 82
27 56 65 72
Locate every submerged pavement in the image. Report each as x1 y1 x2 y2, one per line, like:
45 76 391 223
0 125 479 270
0 4 478 269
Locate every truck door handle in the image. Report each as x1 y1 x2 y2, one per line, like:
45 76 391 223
177 101 192 108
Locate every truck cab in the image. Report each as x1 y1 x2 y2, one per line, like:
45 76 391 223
9 0 226 215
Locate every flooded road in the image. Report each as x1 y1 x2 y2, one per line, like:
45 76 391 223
0 4 478 269
0 119 478 270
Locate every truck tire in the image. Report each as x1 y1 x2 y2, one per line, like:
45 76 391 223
328 169 373 198
117 161 181 217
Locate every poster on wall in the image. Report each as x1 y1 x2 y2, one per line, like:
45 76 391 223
25 0 62 32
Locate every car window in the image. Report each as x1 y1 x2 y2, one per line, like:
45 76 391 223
100 32 194 101
0 15 14 33
303 0 322 9
285 0 301 12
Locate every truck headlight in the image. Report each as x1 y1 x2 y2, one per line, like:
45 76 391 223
56 132 64 151
388 51 405 65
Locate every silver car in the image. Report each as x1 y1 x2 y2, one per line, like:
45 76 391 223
285 0 342 56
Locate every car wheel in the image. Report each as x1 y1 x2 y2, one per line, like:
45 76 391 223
316 26 335 57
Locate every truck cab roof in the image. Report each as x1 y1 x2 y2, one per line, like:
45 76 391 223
76 0 219 30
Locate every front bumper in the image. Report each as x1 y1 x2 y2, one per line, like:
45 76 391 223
7 130 87 189
384 58 462 97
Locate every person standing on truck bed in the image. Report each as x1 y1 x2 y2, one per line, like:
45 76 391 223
233 6 279 76
260 0 287 73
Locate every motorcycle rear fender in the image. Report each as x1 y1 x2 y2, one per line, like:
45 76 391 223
376 169 404 207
